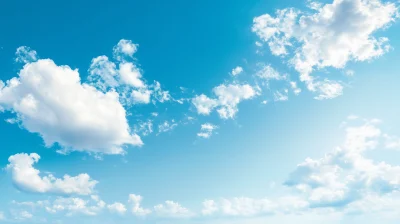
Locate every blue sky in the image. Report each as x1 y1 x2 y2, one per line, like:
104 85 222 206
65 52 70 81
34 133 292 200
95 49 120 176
1 0 400 223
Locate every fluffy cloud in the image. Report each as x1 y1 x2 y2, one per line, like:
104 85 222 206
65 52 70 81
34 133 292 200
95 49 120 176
107 202 127 215
231 66 244 76
0 59 142 154
88 41 171 106
256 64 286 81
154 201 193 218
7 153 98 195
193 84 257 119
192 94 218 115
131 88 152 104
253 0 399 98
128 194 152 216
113 39 138 60
285 118 400 208
197 123 218 139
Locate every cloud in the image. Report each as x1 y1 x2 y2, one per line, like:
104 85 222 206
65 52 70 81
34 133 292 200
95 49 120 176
201 197 307 217
0 59 142 154
197 123 218 139
231 66 244 76
7 153 98 195
273 89 289 102
113 39 138 60
192 94 218 115
193 84 257 119
107 202 127 215
88 40 170 106
158 120 178 134
284 118 400 208
256 64 287 81
154 201 193 218
15 46 37 64
128 194 151 216
253 0 399 98
131 88 152 104
45 195 105 216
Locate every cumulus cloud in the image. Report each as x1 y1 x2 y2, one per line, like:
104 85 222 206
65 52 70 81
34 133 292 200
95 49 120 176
154 201 193 218
192 84 257 119
128 194 151 216
108 202 127 215
253 0 399 98
285 118 400 208
0 59 142 154
15 46 37 64
7 153 98 195
113 39 138 60
197 123 218 139
231 66 244 76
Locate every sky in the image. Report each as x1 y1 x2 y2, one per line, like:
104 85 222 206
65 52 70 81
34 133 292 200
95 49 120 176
1 0 400 223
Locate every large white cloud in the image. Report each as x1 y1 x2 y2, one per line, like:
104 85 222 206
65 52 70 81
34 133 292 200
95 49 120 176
192 84 257 119
7 153 98 195
253 0 399 99
0 59 142 154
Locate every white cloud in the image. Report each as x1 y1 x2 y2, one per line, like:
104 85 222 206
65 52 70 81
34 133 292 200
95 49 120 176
202 200 219 215
383 134 400 149
202 197 307 217
118 62 145 88
314 80 343 100
158 120 178 134
273 89 289 102
193 84 257 119
290 81 301 95
256 64 286 81
152 81 171 103
107 202 127 215
135 120 153 136
45 196 105 216
253 0 398 98
88 56 119 91
128 194 151 216
131 88 152 104
197 123 218 139
15 46 37 64
113 39 138 60
12 210 33 220
284 118 400 208
7 153 98 195
0 212 4 220
0 59 142 154
154 201 193 218
192 94 218 115
231 66 244 76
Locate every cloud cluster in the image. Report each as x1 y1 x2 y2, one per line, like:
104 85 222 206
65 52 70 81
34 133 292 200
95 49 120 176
285 118 400 209
7 153 98 195
88 40 171 105
0 59 142 154
154 201 193 218
197 123 218 139
192 84 257 119
253 0 399 99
